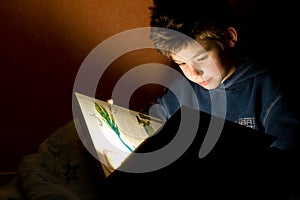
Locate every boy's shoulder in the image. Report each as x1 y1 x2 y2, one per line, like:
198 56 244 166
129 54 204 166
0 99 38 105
225 60 280 89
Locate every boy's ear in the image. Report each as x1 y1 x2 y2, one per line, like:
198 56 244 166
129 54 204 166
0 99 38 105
226 27 238 47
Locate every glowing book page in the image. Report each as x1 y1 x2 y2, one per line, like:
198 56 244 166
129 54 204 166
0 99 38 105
74 92 164 177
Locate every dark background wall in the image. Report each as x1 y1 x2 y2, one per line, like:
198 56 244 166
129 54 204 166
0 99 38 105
0 0 170 172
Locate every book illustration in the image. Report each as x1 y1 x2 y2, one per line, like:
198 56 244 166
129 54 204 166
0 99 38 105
94 102 133 152
93 101 162 151
74 92 164 176
92 101 164 175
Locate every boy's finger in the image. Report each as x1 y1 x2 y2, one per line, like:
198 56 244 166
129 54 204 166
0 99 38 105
107 99 114 105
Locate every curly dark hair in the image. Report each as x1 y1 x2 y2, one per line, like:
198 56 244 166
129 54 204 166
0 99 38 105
148 0 239 58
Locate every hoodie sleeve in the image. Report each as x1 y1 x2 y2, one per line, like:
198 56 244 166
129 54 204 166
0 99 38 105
152 87 180 121
263 93 300 153
151 77 200 121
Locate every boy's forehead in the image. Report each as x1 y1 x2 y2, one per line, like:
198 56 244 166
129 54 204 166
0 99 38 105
170 42 208 60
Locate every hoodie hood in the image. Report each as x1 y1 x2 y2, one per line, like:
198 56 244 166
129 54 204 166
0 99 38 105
221 59 267 89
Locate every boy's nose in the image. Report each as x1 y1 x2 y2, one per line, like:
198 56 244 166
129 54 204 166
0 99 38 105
190 65 203 76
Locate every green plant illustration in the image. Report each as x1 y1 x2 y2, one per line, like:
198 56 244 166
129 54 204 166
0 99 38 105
94 102 133 152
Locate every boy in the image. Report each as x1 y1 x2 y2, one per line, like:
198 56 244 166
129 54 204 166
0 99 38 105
103 1 299 198
146 1 299 198
148 0 299 154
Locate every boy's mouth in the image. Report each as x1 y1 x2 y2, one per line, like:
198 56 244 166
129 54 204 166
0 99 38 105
199 79 209 86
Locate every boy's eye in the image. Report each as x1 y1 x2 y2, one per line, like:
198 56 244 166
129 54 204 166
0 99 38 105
197 54 208 62
176 62 186 66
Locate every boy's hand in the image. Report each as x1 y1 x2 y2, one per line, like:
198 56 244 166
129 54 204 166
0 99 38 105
107 99 114 105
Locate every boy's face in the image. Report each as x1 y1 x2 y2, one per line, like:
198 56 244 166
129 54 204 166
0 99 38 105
170 40 236 90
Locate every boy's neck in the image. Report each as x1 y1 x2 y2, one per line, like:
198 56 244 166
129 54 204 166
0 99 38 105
221 65 237 83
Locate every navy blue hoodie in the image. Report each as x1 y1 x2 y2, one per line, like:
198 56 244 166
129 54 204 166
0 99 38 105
154 60 299 152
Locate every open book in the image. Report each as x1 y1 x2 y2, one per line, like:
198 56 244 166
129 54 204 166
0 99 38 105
73 92 165 177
